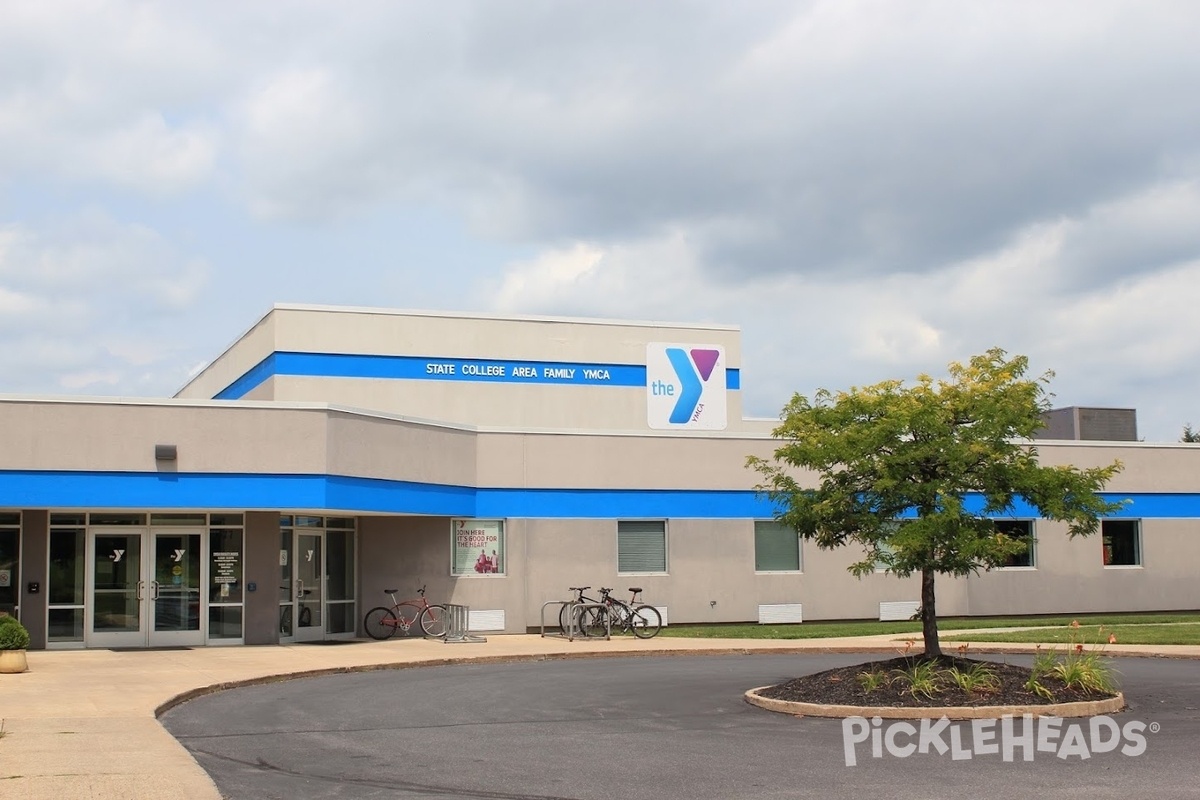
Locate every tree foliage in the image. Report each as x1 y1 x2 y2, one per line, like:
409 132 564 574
1182 424 1200 443
748 349 1124 656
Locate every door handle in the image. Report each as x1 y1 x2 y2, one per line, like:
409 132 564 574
295 579 304 601
136 580 145 601
150 581 160 601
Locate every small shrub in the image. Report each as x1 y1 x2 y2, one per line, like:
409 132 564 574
1054 632 1119 694
943 662 1000 694
1024 674 1054 700
857 669 890 695
1023 629 1120 699
1030 646 1058 680
0 616 30 650
891 660 942 699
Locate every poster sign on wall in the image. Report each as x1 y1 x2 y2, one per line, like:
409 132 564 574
451 519 505 576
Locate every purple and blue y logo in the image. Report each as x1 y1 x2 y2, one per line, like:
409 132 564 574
646 343 728 430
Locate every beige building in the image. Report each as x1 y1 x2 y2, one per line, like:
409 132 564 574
0 304 1195 649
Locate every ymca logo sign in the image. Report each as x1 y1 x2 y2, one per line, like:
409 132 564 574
646 343 728 430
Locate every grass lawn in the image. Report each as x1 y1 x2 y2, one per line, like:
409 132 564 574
943 623 1200 646
657 612 1200 641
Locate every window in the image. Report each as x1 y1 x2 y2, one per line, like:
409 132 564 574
209 526 244 640
873 519 909 572
1102 520 1141 567
754 521 800 572
451 519 506 576
618 521 667 574
996 520 1035 568
0 512 20 616
48 521 85 643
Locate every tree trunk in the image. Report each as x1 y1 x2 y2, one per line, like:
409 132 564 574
921 567 941 657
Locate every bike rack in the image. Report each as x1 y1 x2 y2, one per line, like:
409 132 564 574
442 604 487 644
539 600 610 641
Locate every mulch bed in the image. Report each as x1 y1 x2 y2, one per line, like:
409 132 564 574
756 655 1118 708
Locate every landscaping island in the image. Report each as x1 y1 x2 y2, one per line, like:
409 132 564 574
748 647 1125 719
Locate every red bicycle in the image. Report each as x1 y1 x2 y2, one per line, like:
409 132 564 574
363 585 446 639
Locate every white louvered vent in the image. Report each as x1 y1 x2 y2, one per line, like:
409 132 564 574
758 603 804 624
879 601 921 622
468 609 505 631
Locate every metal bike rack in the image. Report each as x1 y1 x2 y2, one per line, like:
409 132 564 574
442 603 487 644
539 600 610 641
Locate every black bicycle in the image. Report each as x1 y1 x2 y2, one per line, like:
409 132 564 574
279 588 313 635
560 586 602 635
565 586 662 639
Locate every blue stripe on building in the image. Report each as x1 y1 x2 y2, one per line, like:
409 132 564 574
214 351 742 399
0 470 1188 520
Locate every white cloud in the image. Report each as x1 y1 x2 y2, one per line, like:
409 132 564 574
0 1 1199 442
0 212 210 394
491 243 605 311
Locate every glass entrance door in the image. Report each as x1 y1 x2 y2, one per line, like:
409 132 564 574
87 529 145 648
86 528 205 647
292 532 324 642
150 530 203 646
278 520 356 644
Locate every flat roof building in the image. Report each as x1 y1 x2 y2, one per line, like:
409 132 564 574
1 304 1196 649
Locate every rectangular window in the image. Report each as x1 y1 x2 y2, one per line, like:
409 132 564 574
209 529 244 605
208 522 244 642
1102 520 1141 566
208 606 243 640
618 521 667 574
754 521 801 572
0 514 19 614
451 519 506 576
873 519 910 572
996 520 1036 568
48 526 85 642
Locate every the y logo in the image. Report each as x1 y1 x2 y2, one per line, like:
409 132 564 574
647 343 728 430
665 348 720 423
111 549 125 563
172 549 186 562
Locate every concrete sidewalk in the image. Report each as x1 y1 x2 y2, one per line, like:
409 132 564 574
2 633 1197 800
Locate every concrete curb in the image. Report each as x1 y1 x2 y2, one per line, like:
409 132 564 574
744 687 1127 719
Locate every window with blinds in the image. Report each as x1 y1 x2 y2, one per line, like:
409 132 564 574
617 521 667 574
754 521 801 572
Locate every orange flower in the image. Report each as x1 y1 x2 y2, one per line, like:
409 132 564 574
1075 643 1084 654
1070 620 1081 629
1108 633 1118 644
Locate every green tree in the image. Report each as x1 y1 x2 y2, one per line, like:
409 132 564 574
1182 424 1200 443
748 349 1124 657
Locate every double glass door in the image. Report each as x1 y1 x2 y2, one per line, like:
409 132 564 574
87 528 204 647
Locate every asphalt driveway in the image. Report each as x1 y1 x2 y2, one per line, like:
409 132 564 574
160 653 1200 800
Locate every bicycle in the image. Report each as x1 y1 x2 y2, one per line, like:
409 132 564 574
363 585 447 639
279 588 313 635
560 586 604 635
582 587 662 639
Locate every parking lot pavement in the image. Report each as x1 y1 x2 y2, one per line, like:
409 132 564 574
3 634 1198 799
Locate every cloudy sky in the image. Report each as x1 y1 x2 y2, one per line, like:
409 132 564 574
2 1 1199 441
